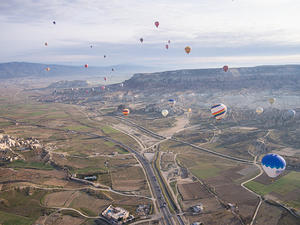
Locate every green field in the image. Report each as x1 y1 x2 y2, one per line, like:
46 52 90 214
102 126 118 134
245 171 300 195
0 211 33 225
8 160 54 170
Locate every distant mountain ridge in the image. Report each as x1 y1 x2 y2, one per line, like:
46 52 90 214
0 62 153 79
124 65 300 93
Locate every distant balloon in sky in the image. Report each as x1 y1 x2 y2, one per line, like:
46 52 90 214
104 55 106 58
154 21 159 28
256 107 264 115
188 108 192 113
162 109 169 117
112 68 114 71
104 77 107 81
101 86 105 90
140 38 144 43
168 40 171 44
165 44 169 49
211 103 227 120
90 45 93 48
262 154 286 178
45 67 50 71
53 21 56 25
123 109 130 116
44 42 48 46
269 98 275 105
168 99 176 107
84 64 88 68
223 65 229 72
185 46 191 54
283 109 296 120
120 83 124 87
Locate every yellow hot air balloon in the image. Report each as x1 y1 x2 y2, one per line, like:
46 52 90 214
269 98 275 105
188 108 192 113
185 46 191 54
256 107 263 115
161 109 169 117
122 109 130 116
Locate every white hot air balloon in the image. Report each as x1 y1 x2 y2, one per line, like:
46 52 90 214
256 107 264 115
161 109 169 117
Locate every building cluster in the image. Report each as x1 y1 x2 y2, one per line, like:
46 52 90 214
0 134 42 162
102 205 134 225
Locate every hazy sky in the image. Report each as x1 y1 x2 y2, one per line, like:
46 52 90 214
1 0 300 70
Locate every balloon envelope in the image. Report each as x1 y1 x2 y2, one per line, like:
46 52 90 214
165 44 169 49
188 108 192 113
162 109 169 117
262 154 286 178
44 42 48 46
84 64 88 68
269 98 275 105
168 99 176 107
45 67 50 71
140 38 143 43
53 21 56 24
223 65 229 72
283 109 296 120
211 103 227 120
256 107 264 115
123 109 130 116
154 21 159 28
168 40 171 44
185 46 191 54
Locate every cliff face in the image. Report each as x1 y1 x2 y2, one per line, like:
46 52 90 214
124 65 300 93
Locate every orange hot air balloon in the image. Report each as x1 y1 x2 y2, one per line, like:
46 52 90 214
122 109 130 116
44 42 48 46
165 44 169 49
223 65 229 72
45 67 50 71
185 46 191 54
84 64 88 68
154 21 159 28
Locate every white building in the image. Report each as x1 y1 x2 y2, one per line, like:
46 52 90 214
102 205 133 224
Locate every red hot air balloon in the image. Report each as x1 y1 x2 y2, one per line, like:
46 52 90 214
223 65 229 72
154 21 159 28
84 64 88 68
45 67 50 71
101 86 105 90
104 77 107 81
165 44 169 49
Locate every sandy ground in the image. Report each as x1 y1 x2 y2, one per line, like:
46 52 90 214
158 115 189 137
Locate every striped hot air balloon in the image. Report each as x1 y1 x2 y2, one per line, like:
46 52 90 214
122 109 130 116
211 103 227 120
261 154 286 178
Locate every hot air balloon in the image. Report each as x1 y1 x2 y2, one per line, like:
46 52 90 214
104 77 107 81
211 103 227 120
86 90 89 94
140 38 144 43
84 64 88 68
44 42 48 46
269 98 275 105
283 109 296 120
120 83 124 87
165 44 169 49
188 108 192 113
123 109 130 116
53 21 56 25
185 46 191 54
101 86 105 90
168 40 171 44
104 55 106 58
256 107 264 115
45 67 50 71
223 65 229 72
154 21 159 28
112 68 114 71
162 109 169 117
168 99 176 107
261 154 286 178
90 45 93 48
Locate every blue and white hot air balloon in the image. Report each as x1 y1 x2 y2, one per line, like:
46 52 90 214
168 99 176 107
261 154 286 178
